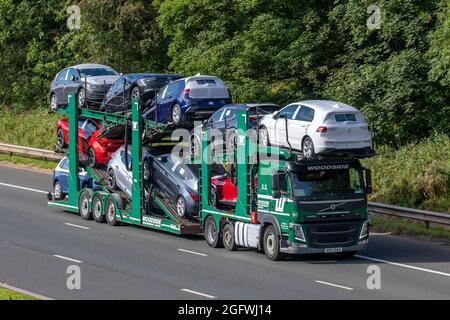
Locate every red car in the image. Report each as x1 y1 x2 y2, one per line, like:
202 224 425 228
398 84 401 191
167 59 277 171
56 117 124 167
211 175 238 207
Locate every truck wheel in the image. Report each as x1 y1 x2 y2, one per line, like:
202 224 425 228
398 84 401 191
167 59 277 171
263 225 286 261
222 223 238 251
204 215 223 248
92 194 105 223
78 189 93 220
105 196 121 226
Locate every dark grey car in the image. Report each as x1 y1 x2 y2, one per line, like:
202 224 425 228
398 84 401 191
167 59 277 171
50 63 120 110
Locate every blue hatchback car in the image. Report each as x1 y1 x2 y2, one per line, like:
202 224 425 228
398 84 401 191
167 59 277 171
142 75 231 125
52 157 101 200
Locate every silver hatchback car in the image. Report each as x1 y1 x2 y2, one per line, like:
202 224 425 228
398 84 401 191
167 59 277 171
107 145 133 198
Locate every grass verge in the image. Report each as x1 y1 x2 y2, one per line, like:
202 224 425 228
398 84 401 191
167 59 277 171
370 214 450 240
0 153 58 171
0 287 39 300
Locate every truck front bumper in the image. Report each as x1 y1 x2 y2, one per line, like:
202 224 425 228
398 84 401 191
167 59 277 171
280 240 368 254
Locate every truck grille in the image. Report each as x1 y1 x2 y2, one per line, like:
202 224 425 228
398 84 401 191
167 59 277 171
306 221 360 248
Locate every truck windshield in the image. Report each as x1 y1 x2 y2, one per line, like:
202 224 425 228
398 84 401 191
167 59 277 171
291 167 365 201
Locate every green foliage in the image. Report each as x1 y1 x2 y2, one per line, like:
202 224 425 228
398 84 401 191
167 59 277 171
363 134 450 212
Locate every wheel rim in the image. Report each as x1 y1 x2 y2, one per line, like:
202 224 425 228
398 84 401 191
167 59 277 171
51 95 57 110
259 128 268 145
79 89 85 107
57 129 64 148
131 87 140 100
93 198 101 219
80 194 89 217
266 231 276 256
176 197 185 217
108 170 115 189
54 182 61 199
172 106 181 123
303 139 313 157
88 149 96 167
206 219 217 244
210 188 217 206
107 201 116 222
223 225 233 247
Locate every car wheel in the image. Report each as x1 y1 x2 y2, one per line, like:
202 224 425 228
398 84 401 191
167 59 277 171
259 126 270 146
210 185 219 208
78 190 92 220
171 104 182 124
192 136 201 158
88 148 97 168
54 181 63 200
204 215 223 248
222 223 238 251
50 94 58 110
131 86 140 102
302 137 315 159
263 225 286 261
108 169 116 190
56 128 66 149
176 196 186 218
78 88 86 108
92 194 105 223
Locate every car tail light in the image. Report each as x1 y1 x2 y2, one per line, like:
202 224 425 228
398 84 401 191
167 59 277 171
249 115 257 122
251 211 257 224
316 126 328 133
189 192 199 201
183 88 191 98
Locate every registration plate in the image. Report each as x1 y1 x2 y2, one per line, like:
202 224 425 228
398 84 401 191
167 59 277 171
324 247 343 253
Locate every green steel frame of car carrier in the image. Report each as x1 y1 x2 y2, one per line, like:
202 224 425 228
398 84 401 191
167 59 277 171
48 92 372 260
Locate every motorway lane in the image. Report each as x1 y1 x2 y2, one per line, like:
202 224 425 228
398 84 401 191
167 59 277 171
0 164 449 299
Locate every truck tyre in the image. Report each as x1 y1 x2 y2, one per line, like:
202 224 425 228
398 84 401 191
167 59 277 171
92 194 105 223
263 225 286 261
105 195 122 226
204 215 223 248
79 189 93 220
222 223 238 251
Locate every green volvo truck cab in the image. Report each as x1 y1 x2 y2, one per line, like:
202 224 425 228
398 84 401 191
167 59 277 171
200 109 372 260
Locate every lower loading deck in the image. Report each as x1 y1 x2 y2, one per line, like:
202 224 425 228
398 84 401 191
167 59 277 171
48 151 201 235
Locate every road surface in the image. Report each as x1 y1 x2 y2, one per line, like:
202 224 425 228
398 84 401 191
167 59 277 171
0 164 449 299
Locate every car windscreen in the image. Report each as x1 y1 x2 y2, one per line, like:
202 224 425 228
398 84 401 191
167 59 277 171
291 167 365 201
79 68 118 78
187 163 227 178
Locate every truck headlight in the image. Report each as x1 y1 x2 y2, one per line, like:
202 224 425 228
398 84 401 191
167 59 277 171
359 221 369 239
290 223 306 242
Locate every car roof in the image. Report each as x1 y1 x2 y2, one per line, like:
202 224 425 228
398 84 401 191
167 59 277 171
292 100 360 113
69 63 115 70
124 73 183 80
221 103 280 110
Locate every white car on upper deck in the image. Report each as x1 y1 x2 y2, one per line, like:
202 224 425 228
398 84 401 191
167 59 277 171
259 100 374 158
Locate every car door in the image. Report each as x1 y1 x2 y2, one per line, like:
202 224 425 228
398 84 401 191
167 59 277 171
273 104 299 147
208 108 227 148
55 69 68 104
59 158 70 193
157 81 180 123
291 106 315 150
107 76 124 112
64 68 80 101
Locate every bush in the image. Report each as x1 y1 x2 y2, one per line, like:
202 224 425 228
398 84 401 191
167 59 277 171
363 134 450 212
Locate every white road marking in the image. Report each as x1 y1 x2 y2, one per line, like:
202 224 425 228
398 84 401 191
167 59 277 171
177 249 208 257
0 182 48 194
181 289 217 299
356 254 450 277
65 223 90 230
315 280 353 291
0 282 53 300
53 255 83 264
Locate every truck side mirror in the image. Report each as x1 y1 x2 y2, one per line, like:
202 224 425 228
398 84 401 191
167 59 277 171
365 169 372 194
272 173 281 199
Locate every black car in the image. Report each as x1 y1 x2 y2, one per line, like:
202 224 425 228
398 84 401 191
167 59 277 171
50 63 120 110
191 103 280 156
100 73 183 113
